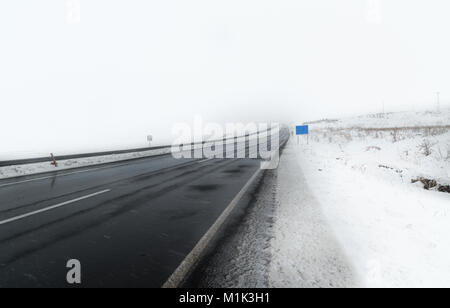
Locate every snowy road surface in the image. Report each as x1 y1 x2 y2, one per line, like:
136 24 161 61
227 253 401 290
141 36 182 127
269 142 358 287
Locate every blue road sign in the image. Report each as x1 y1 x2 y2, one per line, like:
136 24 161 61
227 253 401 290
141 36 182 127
296 125 309 135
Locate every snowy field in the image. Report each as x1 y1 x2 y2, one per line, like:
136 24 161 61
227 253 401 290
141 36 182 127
305 109 450 188
271 109 450 287
306 109 450 130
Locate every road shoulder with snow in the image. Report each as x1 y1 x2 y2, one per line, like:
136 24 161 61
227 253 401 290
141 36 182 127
269 141 358 287
189 109 450 287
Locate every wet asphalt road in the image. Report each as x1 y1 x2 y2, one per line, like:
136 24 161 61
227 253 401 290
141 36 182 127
0 129 289 288
0 156 263 287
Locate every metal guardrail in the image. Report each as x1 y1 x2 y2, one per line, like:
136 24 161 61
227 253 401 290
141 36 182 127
0 145 171 167
0 129 274 167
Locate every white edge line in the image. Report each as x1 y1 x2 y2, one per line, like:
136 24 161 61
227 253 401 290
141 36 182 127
0 189 111 226
162 168 262 288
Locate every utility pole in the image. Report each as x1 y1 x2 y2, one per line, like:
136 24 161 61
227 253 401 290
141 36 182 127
436 92 440 112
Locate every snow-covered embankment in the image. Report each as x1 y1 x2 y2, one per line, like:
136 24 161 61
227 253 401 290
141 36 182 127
271 110 450 287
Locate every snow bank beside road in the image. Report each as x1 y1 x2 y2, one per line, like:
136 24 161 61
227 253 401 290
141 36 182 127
270 143 358 287
272 109 450 287
289 139 450 287
0 147 171 180
307 111 450 189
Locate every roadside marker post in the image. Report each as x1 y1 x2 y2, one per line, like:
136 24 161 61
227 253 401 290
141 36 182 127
296 125 309 145
147 135 153 147
50 153 58 167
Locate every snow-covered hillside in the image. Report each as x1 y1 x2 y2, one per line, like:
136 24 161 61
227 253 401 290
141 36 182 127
305 109 450 189
307 108 450 129
270 109 450 287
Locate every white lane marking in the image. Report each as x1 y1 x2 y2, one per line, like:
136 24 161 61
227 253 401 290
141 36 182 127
0 189 111 226
197 158 214 164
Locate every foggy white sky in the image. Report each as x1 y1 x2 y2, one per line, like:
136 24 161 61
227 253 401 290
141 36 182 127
1 0 449 158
